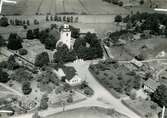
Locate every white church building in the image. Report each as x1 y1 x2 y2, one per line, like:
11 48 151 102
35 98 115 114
56 24 73 49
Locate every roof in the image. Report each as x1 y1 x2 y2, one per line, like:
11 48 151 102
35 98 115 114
144 79 160 91
130 58 143 67
62 66 76 81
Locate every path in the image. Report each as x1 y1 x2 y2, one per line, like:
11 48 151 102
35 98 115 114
66 61 141 118
0 83 23 97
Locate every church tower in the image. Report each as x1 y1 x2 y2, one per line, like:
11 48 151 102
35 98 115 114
57 24 71 49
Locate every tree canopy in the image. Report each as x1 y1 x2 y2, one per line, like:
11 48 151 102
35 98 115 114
151 85 167 107
35 52 50 67
7 33 22 50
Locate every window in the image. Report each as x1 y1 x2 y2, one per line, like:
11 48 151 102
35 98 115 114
66 33 68 36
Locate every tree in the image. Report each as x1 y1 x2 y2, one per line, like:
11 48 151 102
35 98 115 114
39 94 48 110
151 85 167 107
0 68 10 83
35 52 50 67
46 15 49 21
26 30 34 39
27 20 30 25
33 28 40 39
7 55 19 70
32 111 40 118
0 16 9 27
34 19 39 25
140 0 144 5
10 68 33 83
0 35 6 47
22 81 32 95
114 15 122 25
18 48 28 55
7 33 22 50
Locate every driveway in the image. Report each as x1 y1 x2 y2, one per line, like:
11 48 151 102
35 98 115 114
66 60 141 118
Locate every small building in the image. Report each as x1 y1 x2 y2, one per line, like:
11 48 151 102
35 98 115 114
143 79 160 93
54 66 82 86
130 58 143 68
62 66 82 86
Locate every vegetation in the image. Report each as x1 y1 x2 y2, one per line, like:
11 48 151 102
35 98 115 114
38 28 59 50
10 68 33 83
0 35 6 47
74 32 103 60
0 16 9 27
22 81 32 95
35 52 50 67
54 32 103 63
18 48 28 55
54 44 76 63
39 94 49 110
102 0 123 6
89 60 142 95
0 68 10 83
151 85 167 107
7 33 22 50
4 55 20 70
123 12 167 35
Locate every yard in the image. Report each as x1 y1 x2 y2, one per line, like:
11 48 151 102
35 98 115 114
89 60 142 98
122 99 161 118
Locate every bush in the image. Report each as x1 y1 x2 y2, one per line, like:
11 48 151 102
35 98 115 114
39 94 48 110
22 81 32 95
84 88 93 96
19 48 28 55
0 16 9 27
0 69 10 83
67 96 73 103
35 52 50 67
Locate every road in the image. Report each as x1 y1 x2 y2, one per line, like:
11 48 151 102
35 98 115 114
11 60 141 118
66 61 141 118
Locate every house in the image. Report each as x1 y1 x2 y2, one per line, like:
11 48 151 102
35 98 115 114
143 79 160 93
130 58 143 68
54 66 82 86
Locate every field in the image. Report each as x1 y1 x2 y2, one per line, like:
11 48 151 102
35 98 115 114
47 107 129 118
106 36 167 61
2 0 129 15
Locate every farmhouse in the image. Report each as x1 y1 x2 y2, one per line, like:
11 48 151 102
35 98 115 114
54 66 82 86
143 79 160 93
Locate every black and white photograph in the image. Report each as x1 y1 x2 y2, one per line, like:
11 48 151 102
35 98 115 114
0 0 167 118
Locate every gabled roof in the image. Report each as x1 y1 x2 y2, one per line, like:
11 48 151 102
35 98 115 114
144 79 160 91
62 66 76 81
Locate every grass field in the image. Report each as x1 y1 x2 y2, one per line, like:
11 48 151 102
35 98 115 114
2 0 129 15
47 107 129 118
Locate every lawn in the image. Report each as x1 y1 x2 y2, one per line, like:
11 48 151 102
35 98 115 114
107 36 167 61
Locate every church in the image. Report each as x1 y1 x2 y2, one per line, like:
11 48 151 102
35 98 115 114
56 24 75 50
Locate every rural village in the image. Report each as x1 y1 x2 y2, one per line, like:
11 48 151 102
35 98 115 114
1 0 167 118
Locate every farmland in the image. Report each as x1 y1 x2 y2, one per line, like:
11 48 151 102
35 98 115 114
2 0 129 15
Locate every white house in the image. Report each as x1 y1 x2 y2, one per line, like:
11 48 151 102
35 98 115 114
54 66 82 86
143 78 160 93
65 74 82 86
